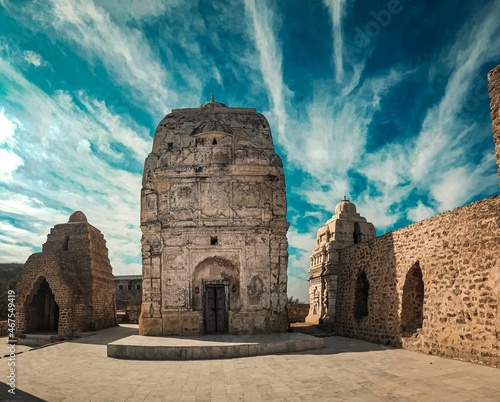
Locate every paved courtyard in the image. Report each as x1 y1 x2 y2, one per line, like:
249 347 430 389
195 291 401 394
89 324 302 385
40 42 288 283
1 325 499 401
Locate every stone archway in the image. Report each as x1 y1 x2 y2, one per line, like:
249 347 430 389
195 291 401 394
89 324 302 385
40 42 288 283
192 257 240 334
26 277 59 333
401 262 424 335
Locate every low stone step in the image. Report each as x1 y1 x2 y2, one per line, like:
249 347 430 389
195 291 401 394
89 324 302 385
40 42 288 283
108 332 324 360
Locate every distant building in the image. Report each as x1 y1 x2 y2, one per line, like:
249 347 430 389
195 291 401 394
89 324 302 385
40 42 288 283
114 275 142 323
15 211 116 338
114 275 142 310
140 97 289 336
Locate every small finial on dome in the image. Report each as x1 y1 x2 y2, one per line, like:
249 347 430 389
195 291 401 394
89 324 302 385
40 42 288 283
343 194 347 201
210 93 215 103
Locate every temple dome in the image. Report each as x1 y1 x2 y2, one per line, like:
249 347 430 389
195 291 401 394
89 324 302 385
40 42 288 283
335 197 357 215
199 94 228 109
68 211 88 223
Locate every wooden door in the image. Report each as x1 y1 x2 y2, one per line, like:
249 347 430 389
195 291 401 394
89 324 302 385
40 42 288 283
205 285 226 333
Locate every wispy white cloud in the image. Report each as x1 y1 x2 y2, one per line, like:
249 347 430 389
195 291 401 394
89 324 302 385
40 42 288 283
76 91 150 160
2 0 178 116
97 0 181 22
287 69 404 188
430 153 497 212
0 148 23 182
0 108 18 144
0 56 145 273
0 109 23 181
411 2 500 186
352 2 500 225
22 50 46 67
407 201 436 223
323 0 346 83
243 0 290 141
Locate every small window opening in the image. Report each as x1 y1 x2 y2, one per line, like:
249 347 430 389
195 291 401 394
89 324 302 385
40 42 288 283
136 284 141 290
167 142 173 150
62 235 69 251
118 284 124 290
128 283 132 290
210 236 218 245
353 271 369 319
353 222 361 244
212 138 217 145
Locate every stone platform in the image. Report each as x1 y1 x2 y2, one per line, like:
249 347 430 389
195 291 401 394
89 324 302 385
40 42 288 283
107 332 324 360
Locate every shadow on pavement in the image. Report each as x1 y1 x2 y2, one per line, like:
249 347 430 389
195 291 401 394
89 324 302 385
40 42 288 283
290 324 394 355
70 324 139 346
0 382 45 402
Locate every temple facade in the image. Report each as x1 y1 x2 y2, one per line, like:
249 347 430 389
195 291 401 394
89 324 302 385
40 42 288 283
305 197 375 324
139 97 289 336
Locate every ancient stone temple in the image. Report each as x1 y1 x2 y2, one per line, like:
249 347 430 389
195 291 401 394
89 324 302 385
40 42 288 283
15 211 116 338
305 197 375 325
140 96 289 336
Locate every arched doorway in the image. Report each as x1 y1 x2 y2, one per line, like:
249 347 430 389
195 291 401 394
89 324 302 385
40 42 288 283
401 262 424 335
26 278 59 333
192 257 240 334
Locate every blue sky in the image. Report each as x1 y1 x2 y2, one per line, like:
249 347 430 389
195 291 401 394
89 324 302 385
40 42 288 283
0 0 498 302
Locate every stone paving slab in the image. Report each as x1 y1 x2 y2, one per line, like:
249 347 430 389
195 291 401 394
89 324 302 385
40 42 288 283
1 325 499 401
108 333 324 360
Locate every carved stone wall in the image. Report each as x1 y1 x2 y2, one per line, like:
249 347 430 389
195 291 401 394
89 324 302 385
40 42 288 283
139 99 289 336
335 196 500 367
15 212 116 338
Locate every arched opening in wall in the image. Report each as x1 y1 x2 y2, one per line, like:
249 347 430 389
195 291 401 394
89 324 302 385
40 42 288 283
401 262 424 336
353 222 361 244
353 271 369 319
26 278 59 333
192 257 240 334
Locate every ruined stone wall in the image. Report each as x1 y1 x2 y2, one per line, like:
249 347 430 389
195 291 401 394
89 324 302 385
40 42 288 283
140 101 289 336
16 254 87 337
88 226 116 330
15 212 116 337
335 196 500 367
489 65 500 179
287 304 310 323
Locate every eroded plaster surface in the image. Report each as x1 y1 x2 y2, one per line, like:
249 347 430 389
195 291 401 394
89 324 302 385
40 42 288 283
140 99 289 335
